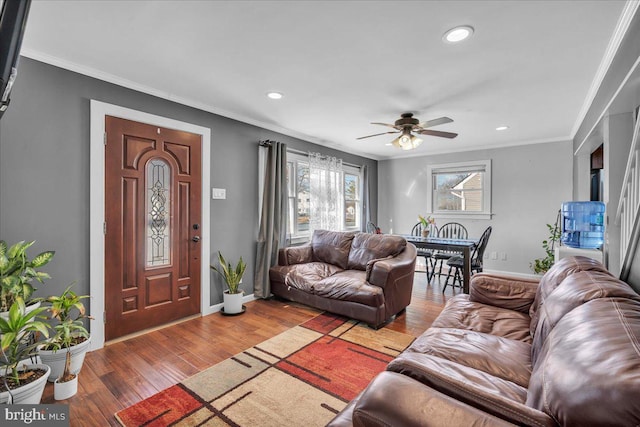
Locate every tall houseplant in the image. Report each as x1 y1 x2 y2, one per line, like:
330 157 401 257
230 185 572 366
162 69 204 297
0 240 55 313
530 213 561 274
211 251 247 315
39 285 92 392
0 298 51 404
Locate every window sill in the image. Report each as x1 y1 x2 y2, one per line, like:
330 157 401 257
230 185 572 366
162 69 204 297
432 213 493 221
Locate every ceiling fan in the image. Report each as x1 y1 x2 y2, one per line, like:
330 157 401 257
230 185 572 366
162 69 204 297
357 112 458 150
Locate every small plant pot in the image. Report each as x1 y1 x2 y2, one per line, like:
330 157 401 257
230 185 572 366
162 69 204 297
0 364 51 404
223 290 244 314
39 336 91 382
421 230 430 238
54 374 78 400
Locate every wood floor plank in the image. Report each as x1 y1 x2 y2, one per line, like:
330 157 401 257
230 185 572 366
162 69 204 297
40 273 453 425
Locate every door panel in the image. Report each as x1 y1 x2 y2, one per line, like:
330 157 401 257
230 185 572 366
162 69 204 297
105 116 202 341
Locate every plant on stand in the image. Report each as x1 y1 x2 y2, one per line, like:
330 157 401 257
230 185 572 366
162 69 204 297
39 285 92 399
0 240 55 314
0 298 51 404
211 251 247 315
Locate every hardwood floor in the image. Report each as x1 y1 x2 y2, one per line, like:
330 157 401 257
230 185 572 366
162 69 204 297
41 273 461 426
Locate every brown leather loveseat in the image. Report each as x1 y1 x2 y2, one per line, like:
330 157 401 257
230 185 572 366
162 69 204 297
269 229 417 328
329 256 640 426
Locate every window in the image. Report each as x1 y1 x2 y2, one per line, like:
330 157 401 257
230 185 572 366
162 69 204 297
427 160 492 219
286 152 362 241
343 166 361 230
287 155 310 238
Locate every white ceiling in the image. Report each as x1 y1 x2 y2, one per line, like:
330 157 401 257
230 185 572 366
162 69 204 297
20 0 630 160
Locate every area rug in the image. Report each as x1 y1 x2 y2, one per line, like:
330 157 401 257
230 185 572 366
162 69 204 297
115 312 415 427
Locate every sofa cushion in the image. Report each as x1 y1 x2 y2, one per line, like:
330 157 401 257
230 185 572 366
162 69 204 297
432 295 532 343
314 270 384 307
530 270 640 365
387 353 555 427
527 298 640 426
405 327 532 388
529 256 611 338
311 229 356 269
269 262 343 293
347 233 406 271
470 273 539 314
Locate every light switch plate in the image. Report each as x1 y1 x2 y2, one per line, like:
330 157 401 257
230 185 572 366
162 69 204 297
212 188 226 199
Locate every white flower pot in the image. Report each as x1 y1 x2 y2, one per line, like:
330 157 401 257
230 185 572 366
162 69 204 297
0 364 51 404
54 374 78 400
223 290 244 314
39 336 91 382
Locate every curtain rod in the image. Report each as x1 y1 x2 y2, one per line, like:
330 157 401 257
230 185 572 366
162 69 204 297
259 140 362 168
284 146 361 169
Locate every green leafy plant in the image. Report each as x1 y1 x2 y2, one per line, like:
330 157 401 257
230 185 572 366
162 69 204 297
210 252 246 294
0 240 55 312
0 298 50 384
42 285 91 352
418 215 436 228
530 222 561 274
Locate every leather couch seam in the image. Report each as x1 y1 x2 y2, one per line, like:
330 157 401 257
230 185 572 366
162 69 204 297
397 360 547 427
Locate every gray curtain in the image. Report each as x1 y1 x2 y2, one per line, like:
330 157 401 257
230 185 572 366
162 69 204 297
360 164 370 232
254 140 287 298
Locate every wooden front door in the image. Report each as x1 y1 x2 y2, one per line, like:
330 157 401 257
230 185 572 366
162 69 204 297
104 116 202 341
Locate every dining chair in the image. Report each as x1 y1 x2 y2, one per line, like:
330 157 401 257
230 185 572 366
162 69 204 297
411 222 439 282
443 226 492 292
432 222 468 280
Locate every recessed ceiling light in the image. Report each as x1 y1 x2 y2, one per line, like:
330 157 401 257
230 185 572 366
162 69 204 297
266 92 283 100
496 125 509 131
443 26 474 43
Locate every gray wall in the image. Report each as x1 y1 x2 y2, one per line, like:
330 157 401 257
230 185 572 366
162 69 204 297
0 58 378 310
378 141 573 274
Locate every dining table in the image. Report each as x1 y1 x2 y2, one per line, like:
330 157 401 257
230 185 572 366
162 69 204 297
401 235 478 293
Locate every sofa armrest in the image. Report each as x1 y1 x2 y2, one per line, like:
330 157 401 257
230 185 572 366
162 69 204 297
277 244 313 266
330 371 516 427
469 273 540 314
366 243 416 288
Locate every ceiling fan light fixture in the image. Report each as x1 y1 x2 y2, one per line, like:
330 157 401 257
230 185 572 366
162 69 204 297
391 130 422 150
443 25 474 43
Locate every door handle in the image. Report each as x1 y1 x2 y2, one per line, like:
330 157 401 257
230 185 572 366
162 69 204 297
192 236 201 242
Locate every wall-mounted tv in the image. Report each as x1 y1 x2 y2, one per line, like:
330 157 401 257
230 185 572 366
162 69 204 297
0 0 32 120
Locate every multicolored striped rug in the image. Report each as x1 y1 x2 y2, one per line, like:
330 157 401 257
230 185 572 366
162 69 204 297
115 312 415 427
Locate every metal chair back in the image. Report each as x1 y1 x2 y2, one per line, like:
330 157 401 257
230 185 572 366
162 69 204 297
366 221 378 234
471 226 493 267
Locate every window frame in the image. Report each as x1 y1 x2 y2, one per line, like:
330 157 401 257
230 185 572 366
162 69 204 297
342 164 362 232
426 159 492 220
286 152 363 244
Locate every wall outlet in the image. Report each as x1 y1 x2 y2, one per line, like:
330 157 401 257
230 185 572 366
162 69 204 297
212 188 226 199
490 251 498 260
500 252 507 261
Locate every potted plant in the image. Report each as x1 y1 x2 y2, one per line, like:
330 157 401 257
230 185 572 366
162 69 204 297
530 215 561 274
0 298 51 404
39 285 92 393
418 215 435 237
0 240 55 316
211 251 246 315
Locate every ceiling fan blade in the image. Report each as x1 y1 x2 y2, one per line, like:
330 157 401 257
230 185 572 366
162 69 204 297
371 122 399 129
356 131 400 140
419 117 453 128
416 129 458 139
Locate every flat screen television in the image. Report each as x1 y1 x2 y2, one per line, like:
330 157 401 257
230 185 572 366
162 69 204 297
0 0 31 120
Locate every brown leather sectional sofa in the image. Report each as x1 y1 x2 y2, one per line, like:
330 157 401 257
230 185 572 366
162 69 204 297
329 256 640 426
269 229 417 328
